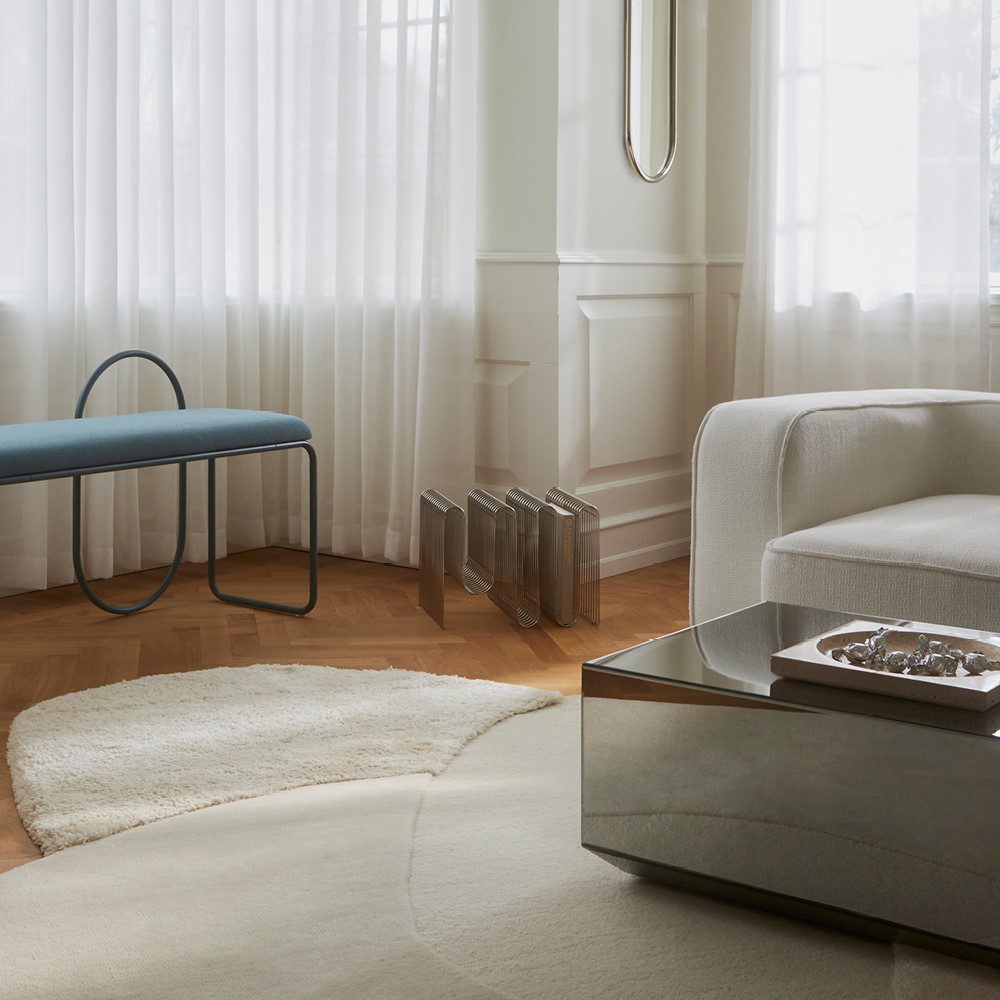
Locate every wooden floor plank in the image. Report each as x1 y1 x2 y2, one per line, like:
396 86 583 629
0 548 690 874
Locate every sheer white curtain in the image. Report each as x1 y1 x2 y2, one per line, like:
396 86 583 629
736 0 991 398
0 0 475 593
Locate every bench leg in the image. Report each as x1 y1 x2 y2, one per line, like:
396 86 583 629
72 463 188 615
207 443 318 616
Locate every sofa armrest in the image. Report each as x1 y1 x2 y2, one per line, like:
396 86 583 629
689 389 1000 624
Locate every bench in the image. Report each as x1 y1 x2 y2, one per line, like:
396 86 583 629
0 350 317 616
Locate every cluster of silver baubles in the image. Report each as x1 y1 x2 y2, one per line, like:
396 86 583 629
829 628 1000 677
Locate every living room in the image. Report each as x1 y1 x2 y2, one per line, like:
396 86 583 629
1 1 998 997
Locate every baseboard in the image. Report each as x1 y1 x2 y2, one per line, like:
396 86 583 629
600 537 689 578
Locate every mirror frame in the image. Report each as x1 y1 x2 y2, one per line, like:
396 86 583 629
624 0 678 183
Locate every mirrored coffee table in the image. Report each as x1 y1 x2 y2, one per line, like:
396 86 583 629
582 601 1000 968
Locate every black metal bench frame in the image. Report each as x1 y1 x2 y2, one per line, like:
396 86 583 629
0 350 318 616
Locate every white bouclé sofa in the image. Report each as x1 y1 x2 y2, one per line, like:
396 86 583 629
690 389 1000 632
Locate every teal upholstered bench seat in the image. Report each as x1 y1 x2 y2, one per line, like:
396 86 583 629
0 409 312 483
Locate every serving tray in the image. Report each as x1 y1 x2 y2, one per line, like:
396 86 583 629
771 619 1000 711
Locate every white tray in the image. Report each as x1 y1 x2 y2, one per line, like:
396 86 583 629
771 620 1000 711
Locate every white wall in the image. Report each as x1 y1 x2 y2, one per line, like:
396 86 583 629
553 0 708 574
476 0 559 254
555 0 705 255
475 0 751 576
475 0 560 499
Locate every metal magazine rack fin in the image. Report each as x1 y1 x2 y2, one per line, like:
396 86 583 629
465 491 518 621
545 487 600 625
505 489 546 628
463 488 502 596
539 501 576 626
418 490 467 628
443 501 466 582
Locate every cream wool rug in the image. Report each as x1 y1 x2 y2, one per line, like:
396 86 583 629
7 664 562 853
2 700 999 999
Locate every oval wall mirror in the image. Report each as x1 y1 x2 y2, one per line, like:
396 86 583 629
624 0 677 182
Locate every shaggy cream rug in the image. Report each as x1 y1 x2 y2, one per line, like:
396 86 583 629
1 699 997 1000
7 664 562 853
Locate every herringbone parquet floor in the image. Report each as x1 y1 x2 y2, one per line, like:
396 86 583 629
0 548 690 874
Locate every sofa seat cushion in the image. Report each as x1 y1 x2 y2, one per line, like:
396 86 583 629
761 494 1000 632
0 409 312 482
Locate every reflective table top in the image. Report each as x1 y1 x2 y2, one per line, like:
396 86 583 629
585 601 1000 740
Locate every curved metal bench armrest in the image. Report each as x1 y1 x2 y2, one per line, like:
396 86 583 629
206 443 318 617
76 350 186 418
73 350 187 615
